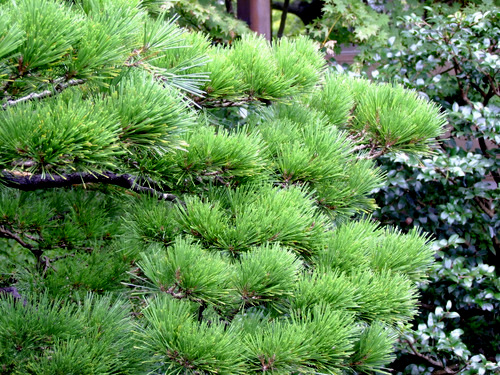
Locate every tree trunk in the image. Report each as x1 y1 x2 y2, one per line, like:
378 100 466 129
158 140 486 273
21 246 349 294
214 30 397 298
237 0 272 40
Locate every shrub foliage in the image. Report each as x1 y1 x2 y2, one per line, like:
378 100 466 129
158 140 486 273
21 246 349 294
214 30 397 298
357 5 500 374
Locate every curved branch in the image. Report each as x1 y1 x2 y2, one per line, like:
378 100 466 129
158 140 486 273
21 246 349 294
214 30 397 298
0 225 35 251
200 98 254 107
196 96 271 108
0 224 43 263
1 171 184 205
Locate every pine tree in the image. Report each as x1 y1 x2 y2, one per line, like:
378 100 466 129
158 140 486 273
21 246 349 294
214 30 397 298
0 0 446 373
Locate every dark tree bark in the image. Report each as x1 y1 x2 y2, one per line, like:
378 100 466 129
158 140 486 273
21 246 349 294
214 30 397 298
1 171 183 204
225 0 235 15
271 0 324 26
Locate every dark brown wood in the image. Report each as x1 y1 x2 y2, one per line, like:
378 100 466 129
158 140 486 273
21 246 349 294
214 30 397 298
237 0 271 40
1 171 183 204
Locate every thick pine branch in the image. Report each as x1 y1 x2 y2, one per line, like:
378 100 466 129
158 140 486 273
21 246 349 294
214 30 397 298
1 171 184 204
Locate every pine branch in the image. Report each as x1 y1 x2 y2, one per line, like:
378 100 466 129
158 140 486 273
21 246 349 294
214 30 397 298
0 225 35 251
348 131 389 159
353 144 388 159
197 97 271 108
1 171 185 205
41 253 75 276
2 79 86 110
473 196 495 219
197 97 254 108
0 224 43 263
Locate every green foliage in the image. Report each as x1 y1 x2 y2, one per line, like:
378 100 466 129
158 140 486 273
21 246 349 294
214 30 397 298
292 270 358 312
273 35 326 94
176 185 329 255
0 293 143 375
351 322 397 374
0 10 24 62
105 72 195 152
307 0 390 45
307 73 353 127
16 0 83 72
149 0 249 44
151 30 211 74
0 0 447 373
139 237 233 306
356 5 500 373
350 270 418 325
351 81 446 154
316 220 434 284
168 125 268 189
0 75 194 174
305 73 447 156
229 34 303 99
0 93 122 174
137 296 245 374
233 243 301 306
315 0 490 56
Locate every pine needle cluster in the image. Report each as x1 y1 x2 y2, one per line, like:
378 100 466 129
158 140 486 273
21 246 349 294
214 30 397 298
0 0 447 373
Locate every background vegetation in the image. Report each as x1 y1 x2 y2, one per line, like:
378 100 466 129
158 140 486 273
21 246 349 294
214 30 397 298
357 4 499 373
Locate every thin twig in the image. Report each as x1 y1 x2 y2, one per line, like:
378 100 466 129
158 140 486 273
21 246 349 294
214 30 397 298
473 197 494 218
405 339 456 374
351 144 370 152
367 149 386 159
41 253 75 276
160 284 187 299
0 225 43 264
321 14 342 47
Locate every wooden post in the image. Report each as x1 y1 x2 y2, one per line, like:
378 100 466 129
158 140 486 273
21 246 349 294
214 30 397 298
237 0 271 40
